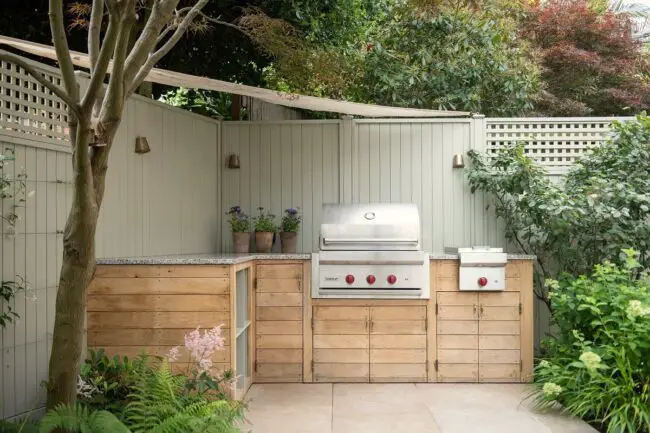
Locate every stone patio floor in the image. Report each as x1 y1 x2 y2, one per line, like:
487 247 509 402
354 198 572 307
243 383 598 433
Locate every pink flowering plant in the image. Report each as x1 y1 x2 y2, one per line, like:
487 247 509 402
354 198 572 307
168 324 235 398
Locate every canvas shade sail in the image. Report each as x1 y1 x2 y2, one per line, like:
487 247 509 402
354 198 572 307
0 35 471 118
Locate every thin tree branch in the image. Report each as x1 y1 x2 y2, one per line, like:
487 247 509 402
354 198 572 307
88 0 105 72
82 19 119 112
155 25 173 46
127 0 209 96
123 0 180 85
200 12 248 35
49 0 79 101
0 53 82 119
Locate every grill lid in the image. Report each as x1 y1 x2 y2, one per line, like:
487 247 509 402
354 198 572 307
320 203 421 251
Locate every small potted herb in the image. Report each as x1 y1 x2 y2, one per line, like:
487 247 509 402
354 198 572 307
253 207 278 253
226 206 250 253
280 207 301 253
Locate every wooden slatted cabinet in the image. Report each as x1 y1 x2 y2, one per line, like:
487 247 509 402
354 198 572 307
255 263 304 382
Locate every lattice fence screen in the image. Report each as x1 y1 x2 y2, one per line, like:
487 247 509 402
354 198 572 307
485 118 632 172
0 56 70 145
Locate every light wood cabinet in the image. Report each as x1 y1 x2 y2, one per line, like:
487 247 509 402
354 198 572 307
254 263 304 382
312 305 427 383
435 291 522 382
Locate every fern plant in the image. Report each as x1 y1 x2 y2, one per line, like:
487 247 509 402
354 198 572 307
35 359 243 433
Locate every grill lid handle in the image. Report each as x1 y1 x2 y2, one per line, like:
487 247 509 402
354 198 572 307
322 238 419 245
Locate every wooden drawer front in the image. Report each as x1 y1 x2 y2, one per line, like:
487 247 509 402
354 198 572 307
438 364 478 383
314 363 369 382
256 264 302 279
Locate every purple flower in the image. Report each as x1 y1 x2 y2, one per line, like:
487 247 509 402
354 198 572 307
286 208 298 215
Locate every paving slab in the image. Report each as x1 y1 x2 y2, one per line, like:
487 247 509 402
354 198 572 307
245 383 598 433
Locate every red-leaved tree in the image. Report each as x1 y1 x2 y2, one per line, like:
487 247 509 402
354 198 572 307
524 0 650 116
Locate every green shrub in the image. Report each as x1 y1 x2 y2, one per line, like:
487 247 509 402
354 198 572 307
532 250 650 433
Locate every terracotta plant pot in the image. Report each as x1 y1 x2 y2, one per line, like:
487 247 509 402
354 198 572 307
280 232 298 253
232 232 250 254
255 232 274 253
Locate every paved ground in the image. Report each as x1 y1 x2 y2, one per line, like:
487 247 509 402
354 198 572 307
243 383 598 433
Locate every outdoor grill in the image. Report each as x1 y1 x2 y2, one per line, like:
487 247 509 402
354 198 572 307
311 203 430 299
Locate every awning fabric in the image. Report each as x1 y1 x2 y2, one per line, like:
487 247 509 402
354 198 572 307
0 35 471 118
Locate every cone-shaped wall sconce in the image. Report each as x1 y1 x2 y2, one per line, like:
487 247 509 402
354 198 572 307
135 136 151 154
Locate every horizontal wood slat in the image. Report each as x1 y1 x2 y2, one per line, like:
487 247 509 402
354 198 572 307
371 349 426 364
88 329 229 346
370 364 426 381
479 364 520 382
436 292 477 305
256 306 303 321
87 312 229 329
313 335 369 349
89 278 229 295
255 335 302 349
437 335 478 350
314 363 369 381
255 321 302 335
479 321 520 335
313 349 369 363
256 264 302 279
314 320 367 335
479 335 520 350
94 345 230 363
437 364 478 382
257 279 301 293
479 350 520 364
438 349 478 364
481 306 519 321
437 320 478 335
94 265 229 278
256 349 303 364
438 305 476 321
314 306 369 321
255 363 302 378
479 292 519 306
370 306 426 321
371 320 425 335
87 295 230 312
370 335 426 349
256 293 302 307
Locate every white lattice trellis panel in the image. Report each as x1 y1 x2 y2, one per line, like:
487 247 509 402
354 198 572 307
0 56 70 145
484 118 632 172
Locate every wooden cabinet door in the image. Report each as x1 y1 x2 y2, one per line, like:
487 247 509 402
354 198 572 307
436 292 479 382
312 306 370 382
370 306 427 382
255 264 303 382
478 292 521 383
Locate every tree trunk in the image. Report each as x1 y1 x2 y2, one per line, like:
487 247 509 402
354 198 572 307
46 122 101 409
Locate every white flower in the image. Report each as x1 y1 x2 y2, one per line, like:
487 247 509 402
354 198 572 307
579 351 601 371
542 382 562 397
167 346 181 362
538 360 550 369
545 279 559 291
76 375 97 399
626 300 650 319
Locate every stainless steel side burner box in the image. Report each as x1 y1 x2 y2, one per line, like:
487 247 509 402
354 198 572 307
446 247 508 291
312 203 430 299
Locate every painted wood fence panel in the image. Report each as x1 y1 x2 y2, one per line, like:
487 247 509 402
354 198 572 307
221 121 340 253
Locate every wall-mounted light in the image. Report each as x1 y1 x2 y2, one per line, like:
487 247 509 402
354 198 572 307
452 153 465 169
228 154 240 169
135 136 150 154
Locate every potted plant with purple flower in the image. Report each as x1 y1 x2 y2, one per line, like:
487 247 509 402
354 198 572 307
280 207 301 253
226 205 250 253
253 207 278 253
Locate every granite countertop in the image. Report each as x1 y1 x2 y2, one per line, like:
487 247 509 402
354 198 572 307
97 252 535 265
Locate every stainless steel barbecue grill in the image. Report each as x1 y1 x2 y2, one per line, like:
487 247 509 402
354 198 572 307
312 203 430 299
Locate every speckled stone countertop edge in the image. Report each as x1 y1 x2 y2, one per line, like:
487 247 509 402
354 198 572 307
97 252 535 265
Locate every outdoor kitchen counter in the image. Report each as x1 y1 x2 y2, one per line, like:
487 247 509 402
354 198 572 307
96 253 311 265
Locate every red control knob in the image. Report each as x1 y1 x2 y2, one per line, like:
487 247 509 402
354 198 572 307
366 275 376 284
478 277 488 287
345 274 355 284
387 275 397 285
